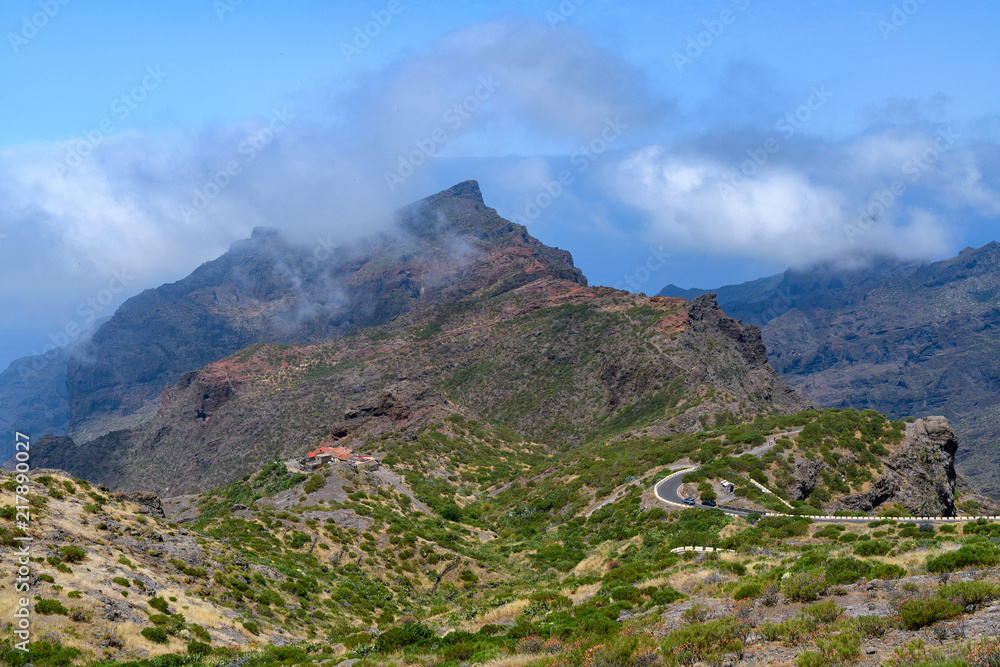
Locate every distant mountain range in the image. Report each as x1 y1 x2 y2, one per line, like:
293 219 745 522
661 242 1000 494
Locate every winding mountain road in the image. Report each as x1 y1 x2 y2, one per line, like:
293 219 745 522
653 468 877 524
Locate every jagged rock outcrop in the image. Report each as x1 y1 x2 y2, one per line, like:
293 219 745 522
686 293 769 366
789 459 825 501
832 416 961 516
113 491 165 518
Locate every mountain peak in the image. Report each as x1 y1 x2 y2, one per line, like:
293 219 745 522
250 226 282 240
441 179 484 204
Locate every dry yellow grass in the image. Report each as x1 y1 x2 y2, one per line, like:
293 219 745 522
719 518 749 539
476 654 542 667
566 581 602 605
571 535 642 577
460 599 531 632
880 545 951 571
635 575 670 589
667 568 726 595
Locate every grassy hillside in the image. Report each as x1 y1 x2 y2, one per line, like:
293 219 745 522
34 283 808 496
7 406 1000 666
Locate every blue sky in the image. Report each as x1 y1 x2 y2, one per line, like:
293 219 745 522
1 0 999 369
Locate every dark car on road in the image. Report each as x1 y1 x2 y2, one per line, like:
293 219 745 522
701 499 717 507
682 497 696 506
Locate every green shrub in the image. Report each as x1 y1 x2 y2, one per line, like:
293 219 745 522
926 544 1000 573
303 474 325 494
814 525 843 540
869 562 906 580
825 558 869 585
733 582 762 600
148 597 169 613
34 599 68 615
661 618 743 666
853 615 891 639
187 641 212 655
783 572 826 602
815 630 861 663
647 585 687 606
375 622 434 652
853 539 892 557
938 580 999 611
803 600 843 624
796 650 829 667
112 577 130 587
242 621 260 636
141 627 169 644
899 597 963 630
58 546 87 563
0 639 81 667
190 624 211 642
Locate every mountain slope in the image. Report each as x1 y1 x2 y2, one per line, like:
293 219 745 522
33 283 808 495
32 182 808 494
9 405 1000 666
0 319 108 464
0 347 73 463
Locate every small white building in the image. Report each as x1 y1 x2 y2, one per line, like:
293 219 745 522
720 480 735 494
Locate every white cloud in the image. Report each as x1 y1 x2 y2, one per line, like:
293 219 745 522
0 17 665 367
610 124 999 267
